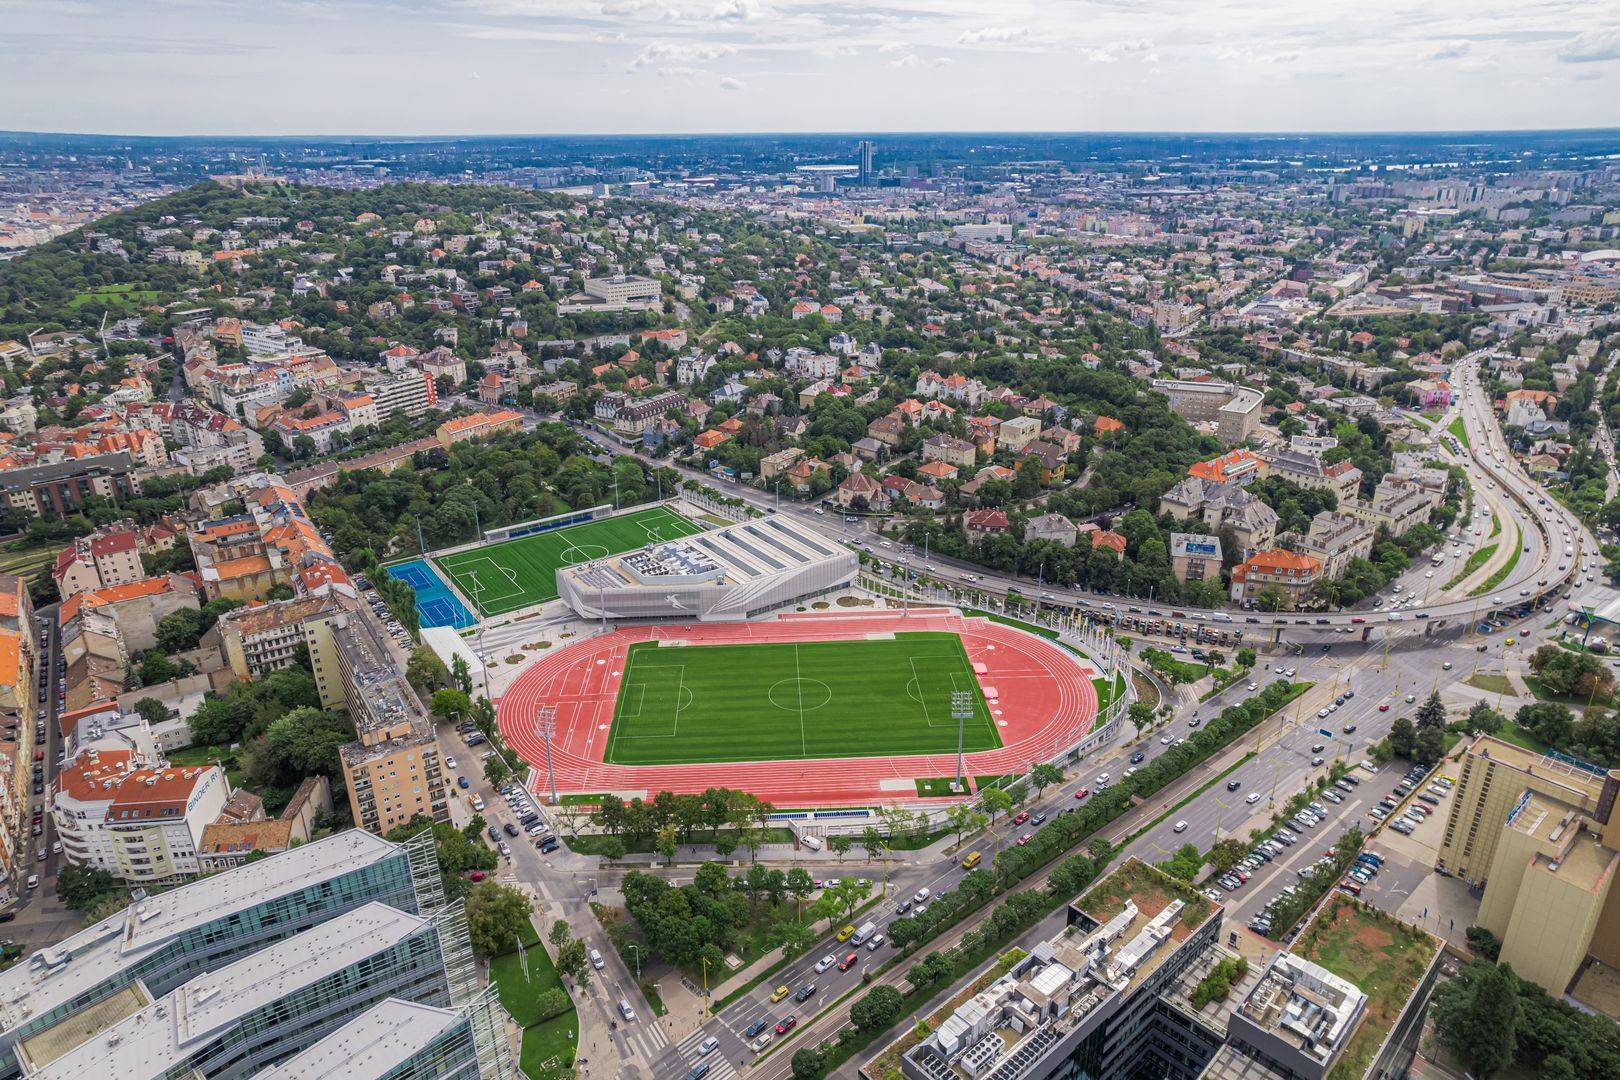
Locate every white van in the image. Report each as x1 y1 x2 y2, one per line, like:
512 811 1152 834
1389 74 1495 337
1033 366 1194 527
912 886 931 906
590 948 605 971
852 921 878 946
799 835 824 852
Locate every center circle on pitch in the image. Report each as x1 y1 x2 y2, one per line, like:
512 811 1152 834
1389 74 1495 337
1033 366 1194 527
767 678 832 712
559 544 612 566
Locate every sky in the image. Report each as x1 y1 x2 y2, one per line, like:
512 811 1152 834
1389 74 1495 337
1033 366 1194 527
2 0 1618 136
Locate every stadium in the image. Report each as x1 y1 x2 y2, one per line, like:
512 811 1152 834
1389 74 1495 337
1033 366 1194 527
495 608 1107 808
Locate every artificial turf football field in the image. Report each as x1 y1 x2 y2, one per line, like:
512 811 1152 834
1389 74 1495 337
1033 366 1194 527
433 505 703 616
605 631 1002 765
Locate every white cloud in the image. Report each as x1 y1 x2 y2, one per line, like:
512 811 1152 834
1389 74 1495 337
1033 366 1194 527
876 41 907 54
718 75 746 90
1558 30 1620 63
629 41 736 70
958 26 1028 46
888 52 922 68
656 65 706 78
933 56 954 67
1428 42 1471 61
710 0 759 22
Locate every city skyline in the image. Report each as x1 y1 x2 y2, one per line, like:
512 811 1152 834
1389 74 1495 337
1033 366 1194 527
3 1 1619 136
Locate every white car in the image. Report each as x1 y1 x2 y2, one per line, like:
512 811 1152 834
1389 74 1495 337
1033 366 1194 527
444 756 457 770
815 954 836 973
1246 792 1263 804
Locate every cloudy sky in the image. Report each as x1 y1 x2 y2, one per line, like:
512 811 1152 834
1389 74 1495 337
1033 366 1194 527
3 0 1618 136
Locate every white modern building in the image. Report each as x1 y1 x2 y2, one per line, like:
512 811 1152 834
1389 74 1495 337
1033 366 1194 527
557 515 856 621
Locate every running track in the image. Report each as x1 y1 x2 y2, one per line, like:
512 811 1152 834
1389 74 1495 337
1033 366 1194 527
496 610 1098 807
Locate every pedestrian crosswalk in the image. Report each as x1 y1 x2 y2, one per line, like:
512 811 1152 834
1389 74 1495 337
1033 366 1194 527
663 1029 737 1080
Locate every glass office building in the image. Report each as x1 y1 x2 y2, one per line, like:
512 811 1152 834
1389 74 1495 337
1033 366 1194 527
0 829 450 1078
20 900 487 1079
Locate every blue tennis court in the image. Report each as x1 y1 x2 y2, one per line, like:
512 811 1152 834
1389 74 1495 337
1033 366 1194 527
387 559 479 630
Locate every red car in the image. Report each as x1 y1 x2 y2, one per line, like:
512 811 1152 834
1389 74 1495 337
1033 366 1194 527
1074 787 1090 799
464 870 486 882
1017 833 1034 846
776 1017 797 1035
1012 811 1030 826
837 952 858 971
1378 703 1390 712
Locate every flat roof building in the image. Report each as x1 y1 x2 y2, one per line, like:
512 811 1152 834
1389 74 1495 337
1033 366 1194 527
557 515 857 622
0 830 445 1077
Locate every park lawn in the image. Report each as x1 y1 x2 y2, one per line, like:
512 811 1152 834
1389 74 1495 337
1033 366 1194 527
489 923 564 1026
67 282 162 311
1470 523 1521 596
1447 416 1469 449
605 632 1000 766
0 543 66 576
490 922 579 1080
1464 673 1514 696
1490 721 1551 755
519 1015 578 1080
434 506 702 616
1445 543 1496 591
1295 899 1440 1080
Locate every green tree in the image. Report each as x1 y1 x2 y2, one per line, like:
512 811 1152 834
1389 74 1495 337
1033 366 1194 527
1236 647 1257 669
1031 762 1064 799
1414 724 1446 765
768 919 815 959
1389 716 1417 759
1416 691 1447 730
55 863 124 911
1516 702 1574 748
979 786 1013 828
1466 701 1504 735
829 834 854 862
791 1048 825 1080
829 877 872 920
655 825 678 866
484 755 511 788
132 697 170 726
1437 963 1519 1078
405 646 448 691
465 881 532 958
786 867 815 912
155 607 204 653
430 688 471 721
850 984 905 1032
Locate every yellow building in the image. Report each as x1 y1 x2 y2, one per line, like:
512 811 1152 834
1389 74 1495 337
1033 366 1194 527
323 611 448 835
1440 735 1620 995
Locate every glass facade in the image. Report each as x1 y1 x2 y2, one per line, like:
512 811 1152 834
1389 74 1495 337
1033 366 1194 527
1 836 427 1078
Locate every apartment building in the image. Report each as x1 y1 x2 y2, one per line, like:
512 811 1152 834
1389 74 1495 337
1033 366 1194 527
584 274 661 307
1438 734 1620 996
1257 447 1363 503
211 596 334 679
613 390 686 435
1149 379 1263 443
437 409 523 448
1170 533 1224 585
322 612 449 834
0 453 140 518
363 368 439 422
1290 512 1376 581
1229 549 1322 609
1343 478 1442 538
50 754 229 886
1159 478 1278 560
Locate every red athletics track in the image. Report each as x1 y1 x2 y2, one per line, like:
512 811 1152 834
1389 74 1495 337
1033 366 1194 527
495 609 1098 808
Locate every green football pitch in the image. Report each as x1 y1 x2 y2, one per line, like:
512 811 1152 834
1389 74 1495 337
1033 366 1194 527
433 506 703 616
605 632 1002 766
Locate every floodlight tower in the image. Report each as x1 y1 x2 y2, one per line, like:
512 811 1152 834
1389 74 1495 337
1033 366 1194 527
536 706 560 805
951 690 973 791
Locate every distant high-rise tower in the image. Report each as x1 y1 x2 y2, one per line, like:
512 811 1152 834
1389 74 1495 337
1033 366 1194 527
858 139 875 185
